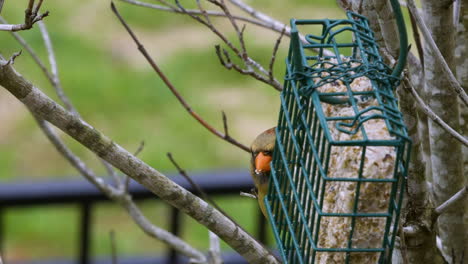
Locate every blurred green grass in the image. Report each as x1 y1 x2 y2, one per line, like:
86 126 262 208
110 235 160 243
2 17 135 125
0 0 344 262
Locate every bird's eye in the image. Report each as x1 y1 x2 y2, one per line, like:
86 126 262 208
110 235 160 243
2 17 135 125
263 151 272 156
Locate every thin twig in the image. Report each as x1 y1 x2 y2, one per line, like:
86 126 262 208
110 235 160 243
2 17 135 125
33 117 206 262
240 191 257 199
1 51 22 66
124 141 145 192
406 0 468 107
38 20 122 187
228 0 334 57
5 12 204 260
434 185 467 216
408 9 424 70
221 111 229 137
32 0 44 16
166 152 221 210
38 21 79 116
23 18 123 189
174 0 282 91
103 159 122 187
211 0 247 55
119 195 207 263
34 117 117 195
111 2 250 152
268 26 286 81
403 77 468 147
133 140 145 156
0 0 48 31
119 0 273 31
214 45 283 91
27 0 35 11
196 0 212 25
208 231 223 264
0 0 4 15
0 16 55 83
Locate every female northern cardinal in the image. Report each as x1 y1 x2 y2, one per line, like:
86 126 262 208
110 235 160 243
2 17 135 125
250 127 276 218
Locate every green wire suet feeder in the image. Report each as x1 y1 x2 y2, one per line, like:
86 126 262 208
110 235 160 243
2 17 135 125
265 1 411 263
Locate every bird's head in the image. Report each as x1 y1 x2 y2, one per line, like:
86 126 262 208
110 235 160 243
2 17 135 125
250 127 276 176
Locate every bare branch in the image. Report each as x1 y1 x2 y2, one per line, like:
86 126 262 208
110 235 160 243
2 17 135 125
240 191 257 199
228 0 289 37
2 14 205 260
133 140 145 156
208 231 223 264
214 45 283 91
196 0 212 25
434 185 467 216
210 0 247 55
0 0 4 15
229 0 334 57
406 0 468 106
0 16 55 81
1 50 22 66
173 0 282 91
167 152 221 211
34 117 118 195
119 195 207 263
221 111 229 137
408 9 424 70
119 0 274 31
38 21 79 116
268 27 286 81
403 77 468 147
38 19 122 188
103 159 122 187
111 2 250 152
5 10 125 193
31 102 207 263
0 0 48 31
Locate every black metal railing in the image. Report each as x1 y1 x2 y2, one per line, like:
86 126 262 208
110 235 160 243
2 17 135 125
0 170 267 264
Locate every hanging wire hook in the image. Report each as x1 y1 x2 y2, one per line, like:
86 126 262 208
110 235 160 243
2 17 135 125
389 0 408 79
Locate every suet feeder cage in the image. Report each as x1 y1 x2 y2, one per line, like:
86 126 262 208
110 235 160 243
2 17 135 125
265 1 411 263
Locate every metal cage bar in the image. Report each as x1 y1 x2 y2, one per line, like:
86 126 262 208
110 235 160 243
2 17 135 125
266 10 411 264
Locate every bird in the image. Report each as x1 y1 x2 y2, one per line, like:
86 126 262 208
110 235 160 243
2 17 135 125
250 127 276 218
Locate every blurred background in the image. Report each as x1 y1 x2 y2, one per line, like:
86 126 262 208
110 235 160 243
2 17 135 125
0 0 346 262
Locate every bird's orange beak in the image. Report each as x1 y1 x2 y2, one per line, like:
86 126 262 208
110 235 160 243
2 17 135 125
255 152 272 173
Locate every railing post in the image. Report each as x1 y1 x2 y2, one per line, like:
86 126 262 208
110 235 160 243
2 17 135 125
0 207 3 254
79 203 92 264
168 206 181 264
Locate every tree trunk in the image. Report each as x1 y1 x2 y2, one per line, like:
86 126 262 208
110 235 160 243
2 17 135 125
454 1 468 263
422 1 465 263
399 59 444 263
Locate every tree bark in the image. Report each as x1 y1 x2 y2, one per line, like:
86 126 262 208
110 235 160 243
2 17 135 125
399 73 444 264
454 1 468 263
422 1 465 262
